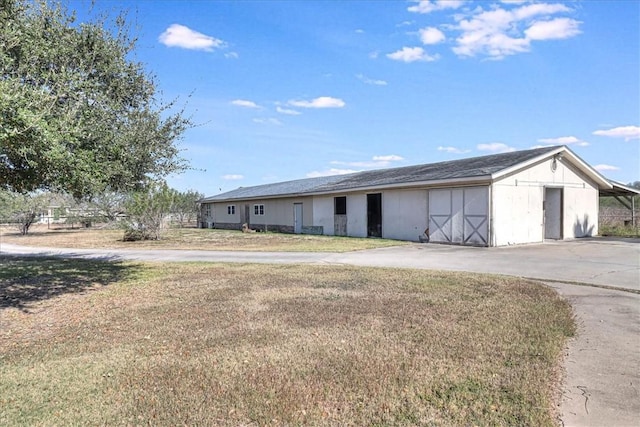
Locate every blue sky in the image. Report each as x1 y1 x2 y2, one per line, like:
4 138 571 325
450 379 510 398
73 0 639 194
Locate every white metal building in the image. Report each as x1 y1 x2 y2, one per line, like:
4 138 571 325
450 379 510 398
200 146 624 246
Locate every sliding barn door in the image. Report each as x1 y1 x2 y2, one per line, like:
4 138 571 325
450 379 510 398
429 187 488 246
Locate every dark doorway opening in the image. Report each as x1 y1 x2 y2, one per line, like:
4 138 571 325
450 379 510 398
243 205 250 227
367 193 382 237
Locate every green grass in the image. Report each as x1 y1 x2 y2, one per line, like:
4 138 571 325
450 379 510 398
599 224 640 238
0 258 575 426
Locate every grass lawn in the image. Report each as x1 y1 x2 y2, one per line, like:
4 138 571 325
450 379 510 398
599 224 640 238
0 257 575 426
0 225 408 252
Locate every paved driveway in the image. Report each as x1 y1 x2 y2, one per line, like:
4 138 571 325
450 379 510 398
2 238 639 426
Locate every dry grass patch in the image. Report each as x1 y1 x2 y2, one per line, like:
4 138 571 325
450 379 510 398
0 225 407 252
0 259 575 426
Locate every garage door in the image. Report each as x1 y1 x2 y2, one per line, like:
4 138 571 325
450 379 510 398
429 187 488 246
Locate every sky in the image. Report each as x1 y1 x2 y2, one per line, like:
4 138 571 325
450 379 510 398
72 0 639 195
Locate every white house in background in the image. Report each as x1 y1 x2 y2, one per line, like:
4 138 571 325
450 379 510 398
199 145 632 247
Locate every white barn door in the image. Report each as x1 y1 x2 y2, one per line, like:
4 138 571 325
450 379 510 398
429 189 453 243
429 187 488 246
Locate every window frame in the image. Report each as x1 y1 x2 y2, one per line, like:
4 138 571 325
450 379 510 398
254 204 265 216
227 205 236 215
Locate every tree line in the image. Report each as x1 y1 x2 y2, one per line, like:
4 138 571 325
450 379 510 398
0 186 204 238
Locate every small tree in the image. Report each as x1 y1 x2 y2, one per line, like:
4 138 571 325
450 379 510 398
0 190 49 234
171 189 204 227
121 182 176 241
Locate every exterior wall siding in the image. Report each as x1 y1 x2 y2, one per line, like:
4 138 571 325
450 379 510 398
382 189 429 241
346 194 368 238
312 196 335 235
492 157 599 246
564 186 599 238
313 190 428 241
210 197 314 233
311 193 369 238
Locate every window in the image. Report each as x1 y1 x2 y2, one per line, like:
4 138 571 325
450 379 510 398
254 204 265 216
334 196 347 215
227 205 236 215
205 204 211 218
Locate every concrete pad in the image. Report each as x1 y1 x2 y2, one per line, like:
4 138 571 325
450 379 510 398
548 282 640 427
323 238 640 291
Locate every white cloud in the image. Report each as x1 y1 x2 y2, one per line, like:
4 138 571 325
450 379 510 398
355 29 365 34
356 74 388 86
452 3 581 59
222 174 244 180
330 155 404 169
594 164 620 172
288 97 346 108
276 106 302 115
419 27 446 45
438 146 471 154
477 142 516 153
253 118 282 126
159 24 225 52
593 126 640 141
387 46 439 62
306 168 358 178
408 0 466 14
224 52 239 59
513 3 571 20
231 99 260 108
537 136 589 146
525 18 581 41
373 155 404 162
331 160 381 168
331 154 404 169
397 20 415 27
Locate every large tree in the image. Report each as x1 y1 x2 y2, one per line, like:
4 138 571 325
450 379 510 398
0 0 190 199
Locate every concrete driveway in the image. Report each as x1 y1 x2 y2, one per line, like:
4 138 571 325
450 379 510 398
2 237 639 426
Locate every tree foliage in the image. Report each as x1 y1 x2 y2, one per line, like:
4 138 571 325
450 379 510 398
171 189 203 227
84 191 126 222
121 182 175 241
0 0 190 199
0 190 50 234
120 184 203 240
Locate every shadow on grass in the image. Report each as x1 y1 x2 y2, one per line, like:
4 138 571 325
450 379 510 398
0 255 139 312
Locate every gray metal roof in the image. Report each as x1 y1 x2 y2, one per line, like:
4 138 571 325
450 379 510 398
202 145 561 202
